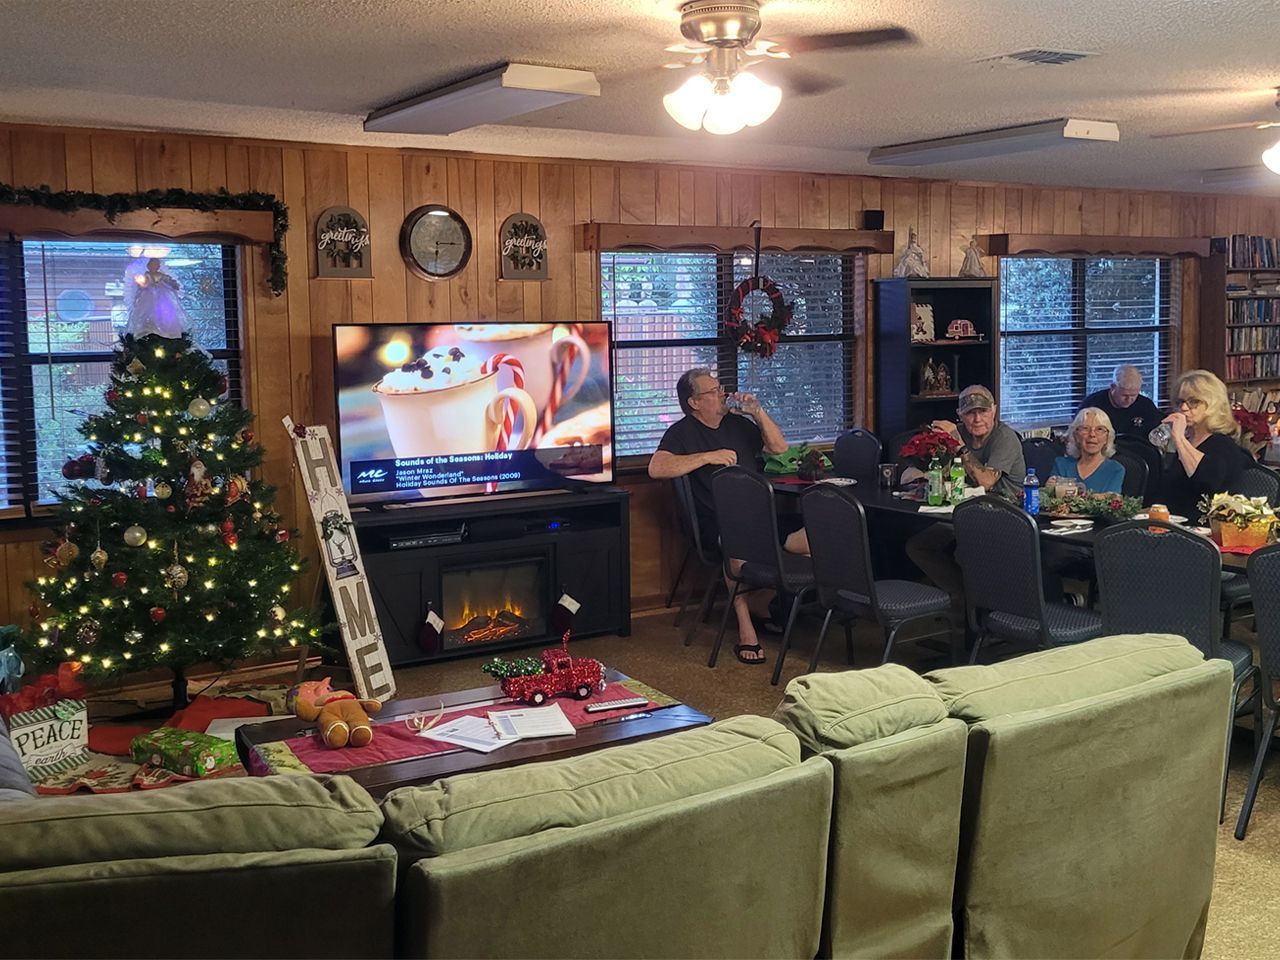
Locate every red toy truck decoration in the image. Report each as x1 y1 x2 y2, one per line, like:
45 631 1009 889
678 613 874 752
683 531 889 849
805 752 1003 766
481 636 605 706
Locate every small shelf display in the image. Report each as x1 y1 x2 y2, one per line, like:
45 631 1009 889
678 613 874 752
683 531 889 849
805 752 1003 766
1202 237 1280 388
874 278 998 440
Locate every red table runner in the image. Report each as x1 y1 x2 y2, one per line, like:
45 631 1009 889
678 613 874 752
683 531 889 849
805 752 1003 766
260 682 663 776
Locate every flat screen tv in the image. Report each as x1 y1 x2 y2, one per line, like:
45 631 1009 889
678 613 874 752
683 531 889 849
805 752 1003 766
333 322 614 505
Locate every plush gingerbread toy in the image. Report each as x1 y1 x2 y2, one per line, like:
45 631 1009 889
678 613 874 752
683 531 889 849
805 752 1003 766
287 677 382 749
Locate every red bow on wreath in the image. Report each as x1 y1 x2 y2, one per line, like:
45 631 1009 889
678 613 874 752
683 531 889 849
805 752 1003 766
724 275 792 359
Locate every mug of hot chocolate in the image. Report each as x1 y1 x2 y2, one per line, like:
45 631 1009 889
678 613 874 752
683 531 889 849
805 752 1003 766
453 323 590 425
372 346 537 459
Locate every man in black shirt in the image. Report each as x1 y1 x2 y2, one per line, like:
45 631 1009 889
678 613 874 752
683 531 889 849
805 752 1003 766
1080 364 1163 438
649 367 801 664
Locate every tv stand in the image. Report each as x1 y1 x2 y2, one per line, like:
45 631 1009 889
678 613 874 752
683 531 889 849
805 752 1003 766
354 487 631 666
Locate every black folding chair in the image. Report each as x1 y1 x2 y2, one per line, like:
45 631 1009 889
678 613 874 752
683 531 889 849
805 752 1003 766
1115 434 1164 504
1096 520 1262 823
953 496 1104 663
1217 464 1280 642
1236 463 1280 506
669 475 725 645
709 466 816 686
1020 436 1062 484
1237 543 1280 839
832 429 881 481
1111 448 1149 502
802 485 954 668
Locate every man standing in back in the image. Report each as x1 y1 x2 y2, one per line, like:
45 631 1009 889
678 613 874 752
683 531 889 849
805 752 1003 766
1081 364 1162 438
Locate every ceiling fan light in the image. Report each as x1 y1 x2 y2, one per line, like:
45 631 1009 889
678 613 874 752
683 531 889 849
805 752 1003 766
729 71 782 126
664 74 714 130
702 95 748 135
1264 139 1280 175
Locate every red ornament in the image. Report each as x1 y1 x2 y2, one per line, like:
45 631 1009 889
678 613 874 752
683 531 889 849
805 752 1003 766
90 497 103 507
220 517 236 534
112 572 128 587
149 606 166 623
166 505 175 513
105 388 120 404
136 413 148 425
222 532 239 546
27 602 42 621
136 483 148 498
61 460 78 480
274 529 290 543
240 430 254 445
218 375 229 396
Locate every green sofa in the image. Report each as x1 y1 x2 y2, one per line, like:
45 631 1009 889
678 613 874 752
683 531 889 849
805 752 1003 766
928 633 1233 960
379 714 833 959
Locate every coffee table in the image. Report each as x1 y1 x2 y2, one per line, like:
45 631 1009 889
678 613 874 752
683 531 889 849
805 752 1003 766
235 670 711 798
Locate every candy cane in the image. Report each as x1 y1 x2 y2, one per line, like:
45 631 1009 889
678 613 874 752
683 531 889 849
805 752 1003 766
482 353 525 492
538 323 585 438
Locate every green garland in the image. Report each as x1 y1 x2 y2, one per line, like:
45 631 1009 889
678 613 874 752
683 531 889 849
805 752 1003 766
0 182 289 296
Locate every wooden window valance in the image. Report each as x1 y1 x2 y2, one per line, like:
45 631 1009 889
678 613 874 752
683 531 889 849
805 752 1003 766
582 222 894 254
0 206 275 245
980 233 1211 258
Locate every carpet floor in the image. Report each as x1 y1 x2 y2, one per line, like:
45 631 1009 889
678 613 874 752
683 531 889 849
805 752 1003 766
391 604 1279 960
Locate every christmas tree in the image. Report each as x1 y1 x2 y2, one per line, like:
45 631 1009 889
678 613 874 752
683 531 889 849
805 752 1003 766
24 329 317 705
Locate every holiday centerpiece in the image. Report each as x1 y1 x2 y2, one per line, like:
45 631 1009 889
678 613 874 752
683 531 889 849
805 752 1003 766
1040 493 1144 523
898 428 961 468
1201 492 1277 550
21 295 317 707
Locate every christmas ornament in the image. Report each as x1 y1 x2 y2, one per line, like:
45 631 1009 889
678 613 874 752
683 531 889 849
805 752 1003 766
201 523 218 535
162 563 188 590
105 388 120 404
55 540 81 565
154 481 172 499
111 572 128 587
136 412 148 425
218 375 229 396
126 358 146 376
141 448 166 469
94 456 110 483
188 398 212 419
166 505 175 513
135 483 148 498
76 619 101 646
220 517 235 533
274 529 290 543
185 459 212 509
90 497 103 507
235 428 254 445
252 510 263 522
28 602 43 621
123 525 147 547
270 605 286 622
89 546 108 571
225 475 249 505
61 453 95 480
222 532 239 547
149 606 167 623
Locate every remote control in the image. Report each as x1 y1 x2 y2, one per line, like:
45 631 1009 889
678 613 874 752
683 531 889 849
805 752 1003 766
584 697 650 713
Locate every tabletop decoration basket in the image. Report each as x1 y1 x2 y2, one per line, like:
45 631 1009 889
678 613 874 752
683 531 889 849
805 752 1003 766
1201 492 1277 549
1040 493 1143 523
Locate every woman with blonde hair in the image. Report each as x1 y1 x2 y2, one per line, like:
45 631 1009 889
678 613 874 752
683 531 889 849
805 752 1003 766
1161 369 1244 518
1049 407 1125 493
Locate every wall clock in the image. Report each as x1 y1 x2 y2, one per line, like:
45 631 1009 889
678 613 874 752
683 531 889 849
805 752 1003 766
400 204 472 281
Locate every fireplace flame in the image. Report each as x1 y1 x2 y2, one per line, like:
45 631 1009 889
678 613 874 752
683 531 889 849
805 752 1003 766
452 593 525 630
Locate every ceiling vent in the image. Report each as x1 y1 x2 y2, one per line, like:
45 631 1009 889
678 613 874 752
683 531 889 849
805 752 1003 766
973 49 1096 69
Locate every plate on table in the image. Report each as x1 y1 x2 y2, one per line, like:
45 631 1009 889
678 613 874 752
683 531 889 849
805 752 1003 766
1050 518 1093 530
1133 513 1188 524
816 477 857 486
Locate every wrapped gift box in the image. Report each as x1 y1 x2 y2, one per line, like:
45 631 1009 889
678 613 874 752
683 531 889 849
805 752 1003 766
130 726 238 778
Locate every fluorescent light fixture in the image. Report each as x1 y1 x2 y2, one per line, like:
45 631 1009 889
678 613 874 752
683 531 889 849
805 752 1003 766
365 63 600 135
1200 166 1280 190
868 118 1119 166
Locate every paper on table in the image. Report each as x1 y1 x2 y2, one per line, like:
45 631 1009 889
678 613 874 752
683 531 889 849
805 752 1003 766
488 702 576 740
917 505 954 515
418 715 510 753
204 716 277 741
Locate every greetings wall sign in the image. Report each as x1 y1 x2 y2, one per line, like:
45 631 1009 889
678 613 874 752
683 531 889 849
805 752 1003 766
499 212 548 280
316 206 372 279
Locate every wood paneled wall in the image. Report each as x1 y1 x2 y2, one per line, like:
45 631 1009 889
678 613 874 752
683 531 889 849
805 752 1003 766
2 120 1280 627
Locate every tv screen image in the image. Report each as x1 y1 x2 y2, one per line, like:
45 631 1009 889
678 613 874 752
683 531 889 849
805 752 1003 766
334 322 613 504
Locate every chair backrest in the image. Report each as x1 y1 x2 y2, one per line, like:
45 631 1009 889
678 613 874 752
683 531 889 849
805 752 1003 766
1019 436 1062 483
889 430 920 470
953 496 1046 628
1094 521 1222 658
670 475 720 565
1110 448 1149 501
1235 463 1280 506
801 485 877 612
711 466 783 571
1248 543 1280 710
1114 434 1164 502
832 429 882 480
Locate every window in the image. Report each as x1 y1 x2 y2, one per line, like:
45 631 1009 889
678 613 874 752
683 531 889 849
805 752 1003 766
602 250 864 458
999 257 1178 428
0 240 242 514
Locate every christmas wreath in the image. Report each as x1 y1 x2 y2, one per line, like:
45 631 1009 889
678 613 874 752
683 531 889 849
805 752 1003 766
724 275 792 358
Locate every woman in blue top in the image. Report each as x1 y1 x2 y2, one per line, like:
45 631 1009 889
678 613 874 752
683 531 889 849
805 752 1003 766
1050 407 1125 494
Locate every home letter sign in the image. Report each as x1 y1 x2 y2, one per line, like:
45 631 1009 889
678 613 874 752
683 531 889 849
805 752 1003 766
498 212 548 280
315 206 373 279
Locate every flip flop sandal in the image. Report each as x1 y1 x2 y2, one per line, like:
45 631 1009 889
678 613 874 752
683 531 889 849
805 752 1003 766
734 643 767 665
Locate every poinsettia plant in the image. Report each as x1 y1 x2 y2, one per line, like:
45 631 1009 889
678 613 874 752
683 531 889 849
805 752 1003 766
1041 493 1143 521
899 429 961 464
1233 407 1273 451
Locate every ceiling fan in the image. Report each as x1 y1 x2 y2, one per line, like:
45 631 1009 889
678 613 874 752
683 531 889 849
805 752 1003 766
660 0 914 135
1150 90 1280 139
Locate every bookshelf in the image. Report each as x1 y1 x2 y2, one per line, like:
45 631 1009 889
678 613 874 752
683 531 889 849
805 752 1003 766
873 278 998 440
1200 236 1280 395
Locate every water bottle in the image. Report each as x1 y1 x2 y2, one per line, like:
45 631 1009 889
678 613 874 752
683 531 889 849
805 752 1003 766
927 456 945 506
1148 422 1174 453
949 457 965 505
1023 468 1040 515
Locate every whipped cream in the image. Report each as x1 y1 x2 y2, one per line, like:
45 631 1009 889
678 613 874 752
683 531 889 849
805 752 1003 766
454 323 551 342
375 346 484 393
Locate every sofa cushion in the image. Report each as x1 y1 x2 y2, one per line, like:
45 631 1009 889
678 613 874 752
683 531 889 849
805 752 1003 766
0 716 37 802
381 715 799 857
926 633 1205 722
0 774 382 872
772 664 947 754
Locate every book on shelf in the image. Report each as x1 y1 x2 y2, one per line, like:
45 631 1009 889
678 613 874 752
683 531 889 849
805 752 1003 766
1227 354 1280 381
1228 235 1280 270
